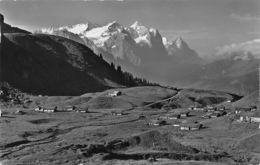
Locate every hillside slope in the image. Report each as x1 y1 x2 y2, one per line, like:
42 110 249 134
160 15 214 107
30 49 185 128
233 91 259 107
1 33 128 95
2 22 31 34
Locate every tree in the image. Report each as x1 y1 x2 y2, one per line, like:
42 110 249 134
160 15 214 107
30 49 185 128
99 54 103 59
116 65 122 73
110 62 115 70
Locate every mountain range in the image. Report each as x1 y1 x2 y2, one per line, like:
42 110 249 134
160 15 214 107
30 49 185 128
38 21 202 80
39 21 201 66
37 21 258 96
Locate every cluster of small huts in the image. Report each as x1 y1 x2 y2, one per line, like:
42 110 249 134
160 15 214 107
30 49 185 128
111 111 126 116
189 105 226 112
107 91 122 97
159 111 190 120
235 106 257 114
148 109 203 131
147 118 203 131
236 106 260 124
189 105 227 119
146 104 232 131
34 106 57 113
34 106 88 113
66 106 88 113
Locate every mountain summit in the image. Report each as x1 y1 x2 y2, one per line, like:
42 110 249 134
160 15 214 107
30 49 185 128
175 37 188 49
163 36 201 64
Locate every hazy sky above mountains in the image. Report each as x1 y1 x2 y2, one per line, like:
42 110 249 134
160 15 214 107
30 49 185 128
0 0 259 57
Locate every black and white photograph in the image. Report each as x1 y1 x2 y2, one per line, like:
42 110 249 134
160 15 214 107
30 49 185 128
0 0 259 164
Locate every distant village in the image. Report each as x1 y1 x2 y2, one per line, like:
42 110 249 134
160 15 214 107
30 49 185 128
26 90 260 132
1 90 259 132
146 104 259 131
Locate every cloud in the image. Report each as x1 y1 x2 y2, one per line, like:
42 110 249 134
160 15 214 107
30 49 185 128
215 39 260 59
231 13 260 22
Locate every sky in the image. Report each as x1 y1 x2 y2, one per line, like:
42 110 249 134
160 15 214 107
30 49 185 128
0 0 259 57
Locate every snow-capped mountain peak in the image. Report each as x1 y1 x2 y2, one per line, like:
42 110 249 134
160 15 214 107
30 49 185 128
37 20 200 66
174 37 188 49
149 28 158 36
130 21 144 29
130 21 149 36
63 23 94 35
106 21 122 30
39 22 99 36
128 21 162 47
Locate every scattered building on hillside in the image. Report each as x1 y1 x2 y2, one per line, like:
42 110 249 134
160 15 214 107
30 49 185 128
15 109 26 115
201 111 226 118
66 106 88 113
168 113 181 120
66 106 76 111
237 116 251 122
236 112 260 123
180 111 190 117
35 106 57 113
180 123 203 131
238 116 244 122
237 107 252 112
35 106 43 112
210 111 226 118
173 123 181 127
169 120 181 127
189 106 204 111
158 115 168 120
159 113 180 120
202 113 212 119
249 105 257 112
148 119 167 126
111 111 125 116
217 106 225 111
43 106 57 113
250 117 260 123
235 110 241 114
75 108 88 113
180 125 190 131
206 106 216 112
108 91 122 97
190 123 203 130
0 90 4 96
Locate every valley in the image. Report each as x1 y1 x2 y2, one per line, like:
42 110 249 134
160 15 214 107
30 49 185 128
0 86 259 165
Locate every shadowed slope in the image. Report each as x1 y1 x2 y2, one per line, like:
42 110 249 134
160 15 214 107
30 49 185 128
1 33 125 95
